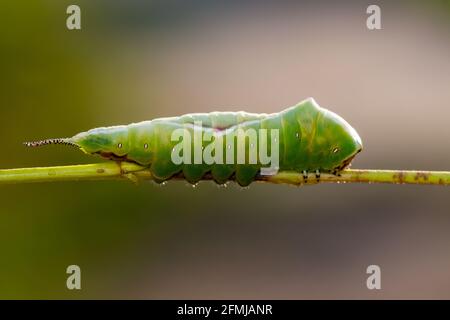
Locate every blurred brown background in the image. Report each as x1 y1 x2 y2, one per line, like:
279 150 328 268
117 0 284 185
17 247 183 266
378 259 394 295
0 0 449 299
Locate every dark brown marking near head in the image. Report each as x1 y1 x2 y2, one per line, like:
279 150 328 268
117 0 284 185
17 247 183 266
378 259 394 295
333 152 358 172
97 168 105 174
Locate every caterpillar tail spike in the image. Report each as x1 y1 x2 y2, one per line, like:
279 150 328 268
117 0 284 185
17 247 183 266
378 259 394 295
23 138 80 148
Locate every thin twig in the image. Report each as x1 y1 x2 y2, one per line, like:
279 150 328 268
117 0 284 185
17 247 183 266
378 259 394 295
0 163 449 186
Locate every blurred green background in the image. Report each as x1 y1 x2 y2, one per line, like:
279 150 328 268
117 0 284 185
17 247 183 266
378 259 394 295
0 0 450 298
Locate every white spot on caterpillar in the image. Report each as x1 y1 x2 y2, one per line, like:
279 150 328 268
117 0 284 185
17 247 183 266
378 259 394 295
144 143 148 149
118 143 123 148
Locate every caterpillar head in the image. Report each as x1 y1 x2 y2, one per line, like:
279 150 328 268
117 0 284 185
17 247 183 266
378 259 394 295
317 108 363 171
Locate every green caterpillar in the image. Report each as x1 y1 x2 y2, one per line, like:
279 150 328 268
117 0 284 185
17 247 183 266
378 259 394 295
25 98 362 186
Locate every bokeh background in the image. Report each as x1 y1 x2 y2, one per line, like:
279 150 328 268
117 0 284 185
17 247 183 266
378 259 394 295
1 0 450 299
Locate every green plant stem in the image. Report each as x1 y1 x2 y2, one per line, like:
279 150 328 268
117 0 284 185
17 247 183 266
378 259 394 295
0 162 449 186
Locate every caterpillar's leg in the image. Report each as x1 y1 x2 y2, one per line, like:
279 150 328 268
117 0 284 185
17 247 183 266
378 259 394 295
116 160 125 175
302 170 308 182
116 161 139 185
315 169 321 182
331 169 342 177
